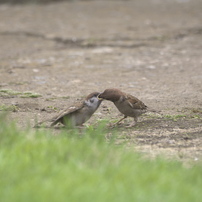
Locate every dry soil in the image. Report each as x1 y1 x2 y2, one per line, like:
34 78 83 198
0 0 202 163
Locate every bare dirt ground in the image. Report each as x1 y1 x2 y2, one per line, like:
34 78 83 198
0 0 202 163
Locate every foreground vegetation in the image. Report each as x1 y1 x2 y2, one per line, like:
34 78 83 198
0 114 201 202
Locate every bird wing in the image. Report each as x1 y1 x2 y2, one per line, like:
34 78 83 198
125 94 147 110
34 100 85 127
51 101 84 122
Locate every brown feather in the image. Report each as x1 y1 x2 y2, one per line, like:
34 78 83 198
126 94 147 110
99 88 147 126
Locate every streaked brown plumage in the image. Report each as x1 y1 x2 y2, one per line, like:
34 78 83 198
98 88 147 126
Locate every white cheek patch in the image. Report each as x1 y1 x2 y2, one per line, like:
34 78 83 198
85 98 99 109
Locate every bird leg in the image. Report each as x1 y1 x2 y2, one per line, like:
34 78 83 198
108 115 127 128
125 117 138 128
115 115 127 125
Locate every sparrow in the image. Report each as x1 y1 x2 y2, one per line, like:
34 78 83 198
34 92 102 128
98 88 147 126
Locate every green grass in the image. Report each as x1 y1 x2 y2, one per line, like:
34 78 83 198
0 114 202 202
163 114 202 121
0 89 21 95
20 91 42 98
0 89 42 98
46 106 60 111
0 104 18 112
164 114 187 121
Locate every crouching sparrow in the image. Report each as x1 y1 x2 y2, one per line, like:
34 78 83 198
98 88 147 127
34 92 102 128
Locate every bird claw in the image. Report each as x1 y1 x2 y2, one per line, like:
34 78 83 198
125 122 137 128
107 122 118 128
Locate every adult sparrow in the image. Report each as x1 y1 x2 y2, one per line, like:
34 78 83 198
98 88 147 126
35 92 102 128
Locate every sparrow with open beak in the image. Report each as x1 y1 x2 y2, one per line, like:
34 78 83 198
98 88 147 126
35 92 102 128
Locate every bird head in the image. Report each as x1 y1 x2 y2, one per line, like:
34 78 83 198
98 88 123 102
85 92 102 110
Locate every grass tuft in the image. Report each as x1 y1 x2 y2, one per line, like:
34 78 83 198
0 114 202 202
164 114 187 121
0 89 42 98
0 104 19 112
20 91 42 98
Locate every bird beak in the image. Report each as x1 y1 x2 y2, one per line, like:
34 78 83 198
97 94 103 100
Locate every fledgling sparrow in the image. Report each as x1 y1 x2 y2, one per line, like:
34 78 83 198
98 88 147 127
34 92 102 128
